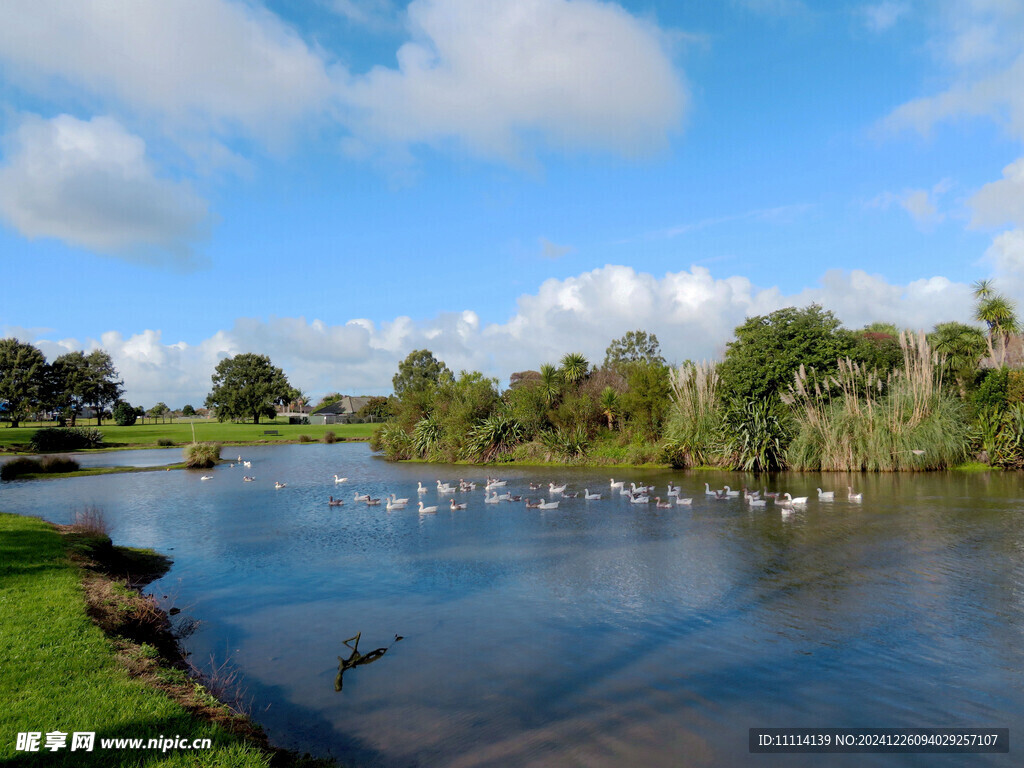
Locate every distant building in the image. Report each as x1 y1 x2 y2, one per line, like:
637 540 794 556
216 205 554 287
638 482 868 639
309 396 377 425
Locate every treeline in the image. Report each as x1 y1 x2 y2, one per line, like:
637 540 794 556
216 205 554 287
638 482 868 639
0 340 123 427
373 282 1024 472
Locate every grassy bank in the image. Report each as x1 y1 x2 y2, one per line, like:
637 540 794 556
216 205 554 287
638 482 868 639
0 512 326 767
0 421 377 453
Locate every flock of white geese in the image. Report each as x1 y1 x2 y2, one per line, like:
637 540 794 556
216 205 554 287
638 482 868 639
202 460 864 515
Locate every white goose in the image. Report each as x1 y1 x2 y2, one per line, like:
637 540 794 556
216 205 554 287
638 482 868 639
583 489 602 500
485 478 507 489
848 487 863 502
386 498 404 511
418 501 438 514
274 482 286 490
817 488 835 501
417 482 428 494
675 496 693 506
484 491 500 504
243 461 252 468
450 499 467 511
390 493 410 506
354 491 370 502
610 478 625 489
722 485 740 497
549 482 567 495
779 492 807 506
654 497 672 509
667 484 680 497
629 493 650 504
705 483 718 497
200 475 213 481
333 474 347 484
537 498 559 510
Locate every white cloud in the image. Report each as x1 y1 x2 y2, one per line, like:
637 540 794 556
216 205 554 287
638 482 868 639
327 0 399 29
861 1 909 33
338 0 686 163
15 265 981 406
881 1 1024 139
867 180 950 229
0 0 335 146
0 114 211 266
984 229 1024 274
969 156 1024 228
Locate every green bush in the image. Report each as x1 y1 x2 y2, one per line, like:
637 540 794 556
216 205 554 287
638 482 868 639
298 434 314 443
972 368 1009 411
1007 370 1024 404
113 401 137 426
323 430 337 444
156 438 174 447
30 427 104 452
1 455 80 480
183 442 220 468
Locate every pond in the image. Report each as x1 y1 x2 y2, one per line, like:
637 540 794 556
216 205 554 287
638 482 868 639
2 443 1022 767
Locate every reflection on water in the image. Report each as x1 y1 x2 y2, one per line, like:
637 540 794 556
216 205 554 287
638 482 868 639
2 443 1023 767
335 632 403 692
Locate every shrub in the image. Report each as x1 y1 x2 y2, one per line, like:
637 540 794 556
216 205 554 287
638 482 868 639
1007 370 1024 405
156 438 174 447
71 505 109 537
374 422 413 460
113 401 138 426
664 362 727 468
323 430 337 444
723 399 789 472
183 442 220 468
1 455 80 480
30 427 104 452
972 368 1009 411
298 434 314 443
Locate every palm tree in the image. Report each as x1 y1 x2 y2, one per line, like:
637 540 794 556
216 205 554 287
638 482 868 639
599 386 619 430
539 364 562 406
975 293 1020 366
973 279 994 300
929 322 986 398
559 352 589 387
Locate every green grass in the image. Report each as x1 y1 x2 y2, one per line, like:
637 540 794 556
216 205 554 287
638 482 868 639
954 461 997 472
0 420 377 453
0 512 278 767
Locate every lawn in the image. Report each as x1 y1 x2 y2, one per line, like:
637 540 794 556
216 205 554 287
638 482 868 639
0 512 276 767
0 420 378 452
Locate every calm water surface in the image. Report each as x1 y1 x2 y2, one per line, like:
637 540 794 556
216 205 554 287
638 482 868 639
3 443 1023 767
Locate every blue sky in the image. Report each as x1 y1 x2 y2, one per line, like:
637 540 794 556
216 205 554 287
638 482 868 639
2 0 1024 406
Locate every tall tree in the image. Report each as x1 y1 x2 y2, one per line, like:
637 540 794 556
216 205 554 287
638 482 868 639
718 304 854 402
50 351 89 426
0 338 46 427
973 287 1019 367
603 330 665 371
539 363 562 406
82 350 123 426
205 353 293 424
392 349 452 397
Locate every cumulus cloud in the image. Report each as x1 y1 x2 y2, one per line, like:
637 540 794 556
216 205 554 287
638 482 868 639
14 265 981 406
969 156 1024 228
338 0 686 163
0 114 211 265
0 0 335 146
984 229 1024 274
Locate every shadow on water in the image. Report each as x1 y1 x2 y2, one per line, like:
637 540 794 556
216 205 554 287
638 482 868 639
335 632 403 693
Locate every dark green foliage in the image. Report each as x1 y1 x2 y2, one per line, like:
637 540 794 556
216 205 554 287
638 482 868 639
0 338 46 427
323 430 337 444
541 425 590 462
724 399 788 472
467 412 526 462
373 421 414 460
358 396 393 419
718 304 854 403
1008 370 1024 404
503 379 549 437
851 330 903 376
412 415 442 457
979 404 1024 469
181 404 196 416
1 455 79 479
30 427 104 452
156 438 174 446
559 352 590 386
81 350 124 427
392 349 452 398
972 368 1009 411
113 400 138 426
603 330 665 371
205 353 293 424
618 362 671 440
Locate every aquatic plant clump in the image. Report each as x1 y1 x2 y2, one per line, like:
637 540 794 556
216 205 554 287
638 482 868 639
1 455 81 480
183 442 221 469
783 332 971 471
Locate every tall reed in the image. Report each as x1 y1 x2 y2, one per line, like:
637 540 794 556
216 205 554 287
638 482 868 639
665 361 727 467
784 331 970 470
